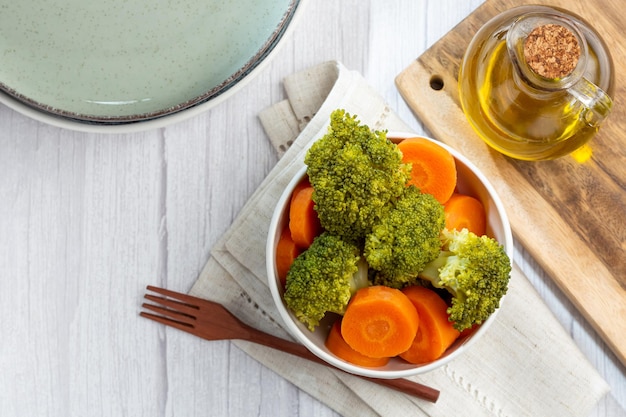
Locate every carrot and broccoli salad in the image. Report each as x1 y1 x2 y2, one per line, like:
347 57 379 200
275 109 512 366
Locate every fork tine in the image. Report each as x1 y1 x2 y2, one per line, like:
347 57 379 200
141 302 196 326
146 285 200 306
143 293 199 317
140 311 195 333
146 285 228 312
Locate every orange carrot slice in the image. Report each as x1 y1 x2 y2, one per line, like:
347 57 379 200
325 319 390 367
399 286 460 364
341 286 419 358
444 193 487 236
289 186 322 249
290 176 311 206
397 137 457 204
275 226 301 289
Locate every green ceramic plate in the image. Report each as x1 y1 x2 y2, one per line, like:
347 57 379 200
0 0 303 129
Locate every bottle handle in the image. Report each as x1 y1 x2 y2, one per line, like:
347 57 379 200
568 77 613 127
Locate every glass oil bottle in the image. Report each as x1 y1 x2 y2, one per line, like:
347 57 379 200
458 5 614 161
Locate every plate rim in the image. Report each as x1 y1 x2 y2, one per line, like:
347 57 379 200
0 0 308 133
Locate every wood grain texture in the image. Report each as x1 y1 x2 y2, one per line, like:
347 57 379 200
0 1 624 416
396 0 626 368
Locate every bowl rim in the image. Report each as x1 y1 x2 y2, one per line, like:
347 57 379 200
266 132 513 378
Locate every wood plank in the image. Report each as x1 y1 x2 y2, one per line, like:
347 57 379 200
396 0 626 367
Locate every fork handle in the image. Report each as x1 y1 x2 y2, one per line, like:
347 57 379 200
240 324 440 403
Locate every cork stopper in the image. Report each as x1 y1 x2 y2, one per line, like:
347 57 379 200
523 23 581 79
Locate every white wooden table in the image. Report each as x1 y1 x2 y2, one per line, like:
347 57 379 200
1 1 624 416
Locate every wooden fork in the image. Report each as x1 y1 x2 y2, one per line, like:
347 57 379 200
140 285 440 403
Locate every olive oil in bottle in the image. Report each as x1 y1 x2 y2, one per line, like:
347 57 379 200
458 6 614 161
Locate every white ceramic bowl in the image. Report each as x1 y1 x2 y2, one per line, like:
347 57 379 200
266 132 513 379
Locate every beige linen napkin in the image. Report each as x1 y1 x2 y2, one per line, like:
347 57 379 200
190 61 609 417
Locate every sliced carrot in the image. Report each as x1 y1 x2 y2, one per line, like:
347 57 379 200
341 286 419 359
444 193 487 236
289 186 322 249
399 286 460 364
397 137 457 204
275 226 301 289
325 319 390 367
290 176 311 206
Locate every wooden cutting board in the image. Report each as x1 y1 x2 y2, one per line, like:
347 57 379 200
396 0 626 367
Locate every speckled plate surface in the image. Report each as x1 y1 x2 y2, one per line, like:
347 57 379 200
0 0 303 131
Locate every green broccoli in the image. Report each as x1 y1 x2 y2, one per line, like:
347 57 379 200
304 109 411 243
365 185 445 289
418 228 512 331
283 232 370 331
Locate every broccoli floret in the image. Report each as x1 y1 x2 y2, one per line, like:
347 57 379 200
304 109 411 242
365 186 445 289
418 228 512 331
284 232 370 331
